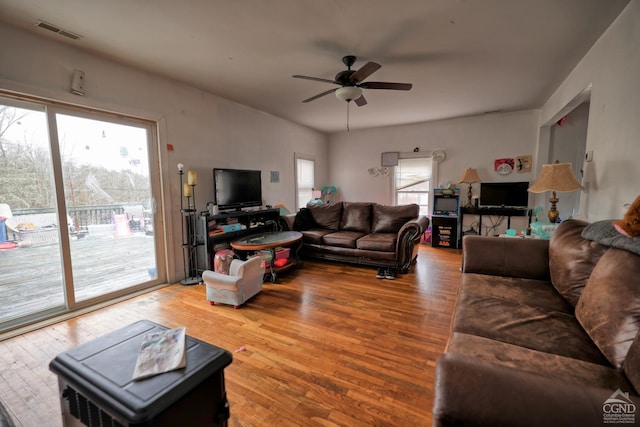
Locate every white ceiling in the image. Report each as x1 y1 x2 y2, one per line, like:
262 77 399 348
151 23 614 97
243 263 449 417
0 0 630 133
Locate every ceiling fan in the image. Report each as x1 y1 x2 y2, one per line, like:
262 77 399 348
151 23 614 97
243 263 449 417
293 55 412 106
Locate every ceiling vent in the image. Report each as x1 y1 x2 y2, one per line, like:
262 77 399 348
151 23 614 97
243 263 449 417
36 20 82 40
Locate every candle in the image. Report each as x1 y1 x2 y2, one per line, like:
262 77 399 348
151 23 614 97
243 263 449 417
183 182 192 197
187 170 198 186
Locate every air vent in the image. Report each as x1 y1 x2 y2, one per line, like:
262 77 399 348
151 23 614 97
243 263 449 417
36 20 82 40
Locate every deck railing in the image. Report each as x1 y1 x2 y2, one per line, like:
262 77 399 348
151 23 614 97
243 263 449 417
10 205 142 231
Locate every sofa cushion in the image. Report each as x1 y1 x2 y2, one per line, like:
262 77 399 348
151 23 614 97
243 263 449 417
307 203 342 231
549 220 608 307
300 229 334 245
453 290 609 365
322 231 364 249
575 248 640 368
623 333 640 394
356 233 396 252
461 273 573 314
340 202 371 233
371 204 418 234
446 332 632 391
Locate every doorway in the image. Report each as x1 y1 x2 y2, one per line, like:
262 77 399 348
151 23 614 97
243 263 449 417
536 87 591 220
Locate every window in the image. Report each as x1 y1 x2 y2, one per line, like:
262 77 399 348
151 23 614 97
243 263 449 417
295 154 315 210
394 157 432 216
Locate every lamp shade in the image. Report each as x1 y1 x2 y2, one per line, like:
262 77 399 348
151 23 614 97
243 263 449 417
528 163 583 193
458 168 482 184
335 86 363 102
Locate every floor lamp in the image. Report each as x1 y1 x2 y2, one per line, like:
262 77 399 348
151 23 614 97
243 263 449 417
178 164 201 285
528 161 583 223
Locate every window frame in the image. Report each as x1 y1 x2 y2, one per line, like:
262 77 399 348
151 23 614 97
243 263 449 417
392 153 436 216
294 153 315 211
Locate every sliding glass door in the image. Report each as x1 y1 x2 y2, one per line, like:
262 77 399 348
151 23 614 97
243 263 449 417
0 96 164 331
0 100 66 324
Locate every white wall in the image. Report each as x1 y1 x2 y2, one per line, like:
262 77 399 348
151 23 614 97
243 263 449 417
548 102 590 220
328 110 540 205
0 24 328 282
539 1 640 220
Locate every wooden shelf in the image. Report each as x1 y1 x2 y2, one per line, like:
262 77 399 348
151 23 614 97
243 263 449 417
198 208 280 270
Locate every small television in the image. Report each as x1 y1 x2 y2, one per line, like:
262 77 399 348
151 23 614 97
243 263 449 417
433 196 459 215
480 182 529 208
213 168 262 211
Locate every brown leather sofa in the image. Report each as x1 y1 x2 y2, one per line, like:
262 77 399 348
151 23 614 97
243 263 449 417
433 219 640 426
280 202 428 273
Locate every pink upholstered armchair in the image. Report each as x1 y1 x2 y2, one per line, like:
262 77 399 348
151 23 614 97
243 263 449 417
202 256 264 309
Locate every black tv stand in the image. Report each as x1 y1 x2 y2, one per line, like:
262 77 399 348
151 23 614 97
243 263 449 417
197 207 280 270
459 206 532 247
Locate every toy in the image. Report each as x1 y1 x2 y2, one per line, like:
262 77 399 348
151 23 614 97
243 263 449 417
613 195 640 238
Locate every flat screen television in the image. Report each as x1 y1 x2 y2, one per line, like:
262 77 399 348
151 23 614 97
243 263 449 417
213 168 262 211
480 182 529 208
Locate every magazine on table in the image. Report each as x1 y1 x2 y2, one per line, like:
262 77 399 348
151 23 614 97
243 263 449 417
132 326 187 380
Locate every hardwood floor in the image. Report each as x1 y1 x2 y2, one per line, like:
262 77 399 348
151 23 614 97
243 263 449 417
0 244 462 427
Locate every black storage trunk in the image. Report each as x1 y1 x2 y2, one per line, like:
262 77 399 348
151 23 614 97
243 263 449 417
49 320 232 427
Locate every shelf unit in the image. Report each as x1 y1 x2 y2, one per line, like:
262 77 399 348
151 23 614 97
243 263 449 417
459 207 532 247
197 208 280 270
431 190 461 249
182 207 203 285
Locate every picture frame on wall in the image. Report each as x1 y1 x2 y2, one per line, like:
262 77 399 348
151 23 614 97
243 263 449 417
516 155 532 173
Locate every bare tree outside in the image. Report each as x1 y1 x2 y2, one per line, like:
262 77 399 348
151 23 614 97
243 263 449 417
0 106 150 213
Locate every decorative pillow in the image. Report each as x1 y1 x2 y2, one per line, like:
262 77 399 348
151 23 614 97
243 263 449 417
293 208 317 231
549 220 608 307
307 203 343 231
575 248 640 368
371 204 419 234
340 202 371 233
214 249 234 275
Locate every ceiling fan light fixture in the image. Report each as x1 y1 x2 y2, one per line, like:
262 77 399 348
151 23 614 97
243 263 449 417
335 86 362 102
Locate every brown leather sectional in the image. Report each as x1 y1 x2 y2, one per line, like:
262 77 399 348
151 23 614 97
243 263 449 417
434 219 640 426
281 202 429 273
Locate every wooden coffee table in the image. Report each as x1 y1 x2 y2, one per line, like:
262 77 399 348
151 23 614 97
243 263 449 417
230 231 303 282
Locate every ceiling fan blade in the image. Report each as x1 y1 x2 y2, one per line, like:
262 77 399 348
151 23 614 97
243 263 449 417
360 81 412 90
350 61 381 83
302 88 337 103
292 75 338 85
354 94 367 107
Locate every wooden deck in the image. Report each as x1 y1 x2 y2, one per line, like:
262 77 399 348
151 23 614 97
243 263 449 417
0 244 462 427
0 232 157 326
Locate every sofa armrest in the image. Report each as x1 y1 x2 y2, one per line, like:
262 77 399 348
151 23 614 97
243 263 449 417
279 213 296 231
434 353 634 427
398 215 429 237
462 235 550 280
395 216 429 272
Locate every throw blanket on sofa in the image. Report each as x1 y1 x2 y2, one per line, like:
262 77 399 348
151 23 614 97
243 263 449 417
582 220 640 256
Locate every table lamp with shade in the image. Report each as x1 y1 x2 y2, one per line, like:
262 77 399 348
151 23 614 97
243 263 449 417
528 161 584 223
458 168 482 208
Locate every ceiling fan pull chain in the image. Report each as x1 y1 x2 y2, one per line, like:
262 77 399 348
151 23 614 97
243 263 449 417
346 101 350 132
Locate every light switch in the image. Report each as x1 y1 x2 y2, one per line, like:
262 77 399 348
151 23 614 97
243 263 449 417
585 150 594 162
